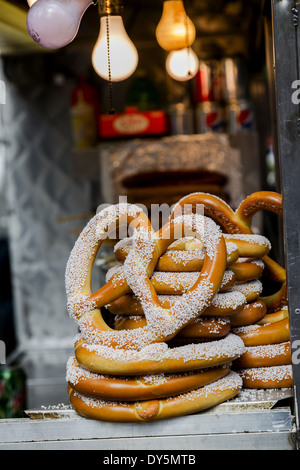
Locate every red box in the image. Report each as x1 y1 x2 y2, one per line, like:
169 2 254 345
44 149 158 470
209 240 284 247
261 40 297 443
99 108 168 138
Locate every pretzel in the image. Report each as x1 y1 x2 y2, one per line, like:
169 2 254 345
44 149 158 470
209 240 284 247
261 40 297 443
107 280 262 321
232 318 290 346
107 290 247 320
66 356 231 401
238 365 293 389
114 234 271 268
114 315 231 340
106 267 236 295
258 307 289 325
66 205 228 350
229 259 264 282
229 300 266 327
171 191 287 311
171 191 282 235
234 342 291 369
68 371 242 422
74 333 245 376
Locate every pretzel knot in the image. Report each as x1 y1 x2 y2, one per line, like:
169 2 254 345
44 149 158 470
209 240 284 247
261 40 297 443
66 203 228 352
171 191 287 312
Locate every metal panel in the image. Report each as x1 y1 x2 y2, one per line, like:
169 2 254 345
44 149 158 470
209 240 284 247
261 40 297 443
0 389 296 450
272 0 300 437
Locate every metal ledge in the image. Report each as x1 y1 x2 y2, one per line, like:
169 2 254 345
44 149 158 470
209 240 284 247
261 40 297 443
0 389 297 450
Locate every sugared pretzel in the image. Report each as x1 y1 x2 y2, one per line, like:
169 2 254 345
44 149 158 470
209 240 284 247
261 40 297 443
68 371 243 423
114 315 231 340
238 365 293 389
66 203 230 353
107 291 247 318
171 191 282 235
171 191 287 311
67 356 231 401
74 333 245 376
114 233 271 270
234 342 291 369
232 317 290 347
229 300 267 328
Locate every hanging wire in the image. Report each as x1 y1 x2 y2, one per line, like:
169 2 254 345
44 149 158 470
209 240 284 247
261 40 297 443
104 0 115 114
184 0 192 78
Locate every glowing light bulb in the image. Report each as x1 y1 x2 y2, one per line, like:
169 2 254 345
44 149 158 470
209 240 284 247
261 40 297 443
166 47 199 81
92 16 138 82
26 0 93 49
27 0 38 7
156 0 196 51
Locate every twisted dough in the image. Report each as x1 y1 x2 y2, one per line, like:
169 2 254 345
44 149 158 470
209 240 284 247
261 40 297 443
171 191 287 310
107 291 247 318
67 356 231 401
68 371 242 423
232 317 290 346
74 333 245 376
66 205 228 352
238 365 293 389
234 342 291 369
115 315 231 340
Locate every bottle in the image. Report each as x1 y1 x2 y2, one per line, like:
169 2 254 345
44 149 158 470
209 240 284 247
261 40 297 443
71 76 100 148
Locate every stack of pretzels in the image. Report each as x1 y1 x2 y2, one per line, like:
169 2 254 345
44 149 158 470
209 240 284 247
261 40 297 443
65 191 293 423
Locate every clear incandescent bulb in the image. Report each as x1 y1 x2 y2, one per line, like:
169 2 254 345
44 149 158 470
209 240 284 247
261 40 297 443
26 0 93 49
156 0 196 52
166 47 199 81
92 16 138 82
27 0 38 7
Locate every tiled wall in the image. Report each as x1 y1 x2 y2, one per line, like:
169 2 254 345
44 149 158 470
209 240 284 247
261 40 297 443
1 57 91 352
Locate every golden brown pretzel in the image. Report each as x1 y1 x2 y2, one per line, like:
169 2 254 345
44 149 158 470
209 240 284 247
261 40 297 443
67 356 231 401
107 291 247 318
68 371 242 422
171 191 282 235
107 267 236 295
114 315 231 340
257 307 289 325
171 191 287 311
234 342 291 369
74 333 245 376
115 234 270 272
229 259 264 282
238 365 293 389
232 318 290 346
66 205 228 351
229 300 266 328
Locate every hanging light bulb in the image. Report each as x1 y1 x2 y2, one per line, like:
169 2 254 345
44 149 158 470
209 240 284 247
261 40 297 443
92 1 138 82
166 47 199 81
27 0 38 7
26 0 93 49
156 0 196 51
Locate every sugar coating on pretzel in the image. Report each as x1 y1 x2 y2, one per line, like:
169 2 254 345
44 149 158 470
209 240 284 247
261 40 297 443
234 341 291 369
66 356 232 401
74 333 245 375
229 300 267 327
171 191 286 313
115 315 231 339
66 190 290 419
68 371 243 422
107 290 247 318
232 317 290 346
238 365 293 389
65 206 228 350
